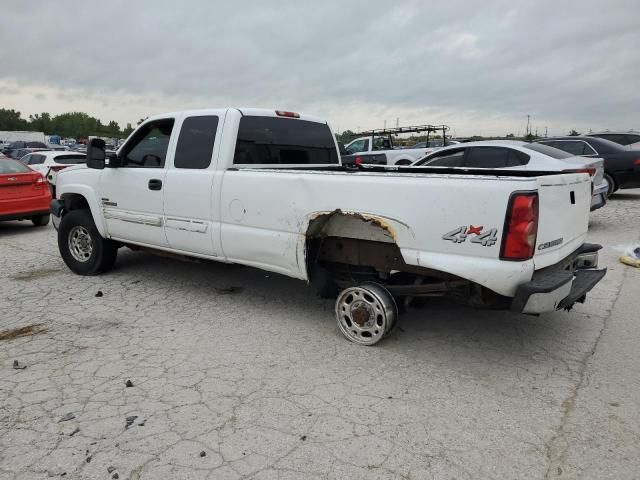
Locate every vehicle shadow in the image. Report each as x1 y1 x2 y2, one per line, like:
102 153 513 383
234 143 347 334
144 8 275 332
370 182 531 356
109 248 598 368
0 221 53 236
609 190 640 201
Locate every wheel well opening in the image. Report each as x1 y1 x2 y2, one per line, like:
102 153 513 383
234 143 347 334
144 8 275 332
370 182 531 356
61 193 90 212
304 211 405 294
303 210 499 307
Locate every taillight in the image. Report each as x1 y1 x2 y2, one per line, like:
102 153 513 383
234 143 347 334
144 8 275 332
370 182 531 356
563 168 595 176
500 192 538 261
275 110 300 118
634 159 640 166
355 156 363 166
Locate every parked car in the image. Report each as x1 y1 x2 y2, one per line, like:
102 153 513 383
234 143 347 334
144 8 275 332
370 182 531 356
412 141 609 211
20 151 86 176
2 140 47 156
51 108 605 345
11 147 48 161
343 125 450 165
585 131 640 150
0 158 51 226
535 136 640 197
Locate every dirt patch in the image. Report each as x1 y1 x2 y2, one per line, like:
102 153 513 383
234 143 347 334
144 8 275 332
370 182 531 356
11 268 61 281
0 324 47 341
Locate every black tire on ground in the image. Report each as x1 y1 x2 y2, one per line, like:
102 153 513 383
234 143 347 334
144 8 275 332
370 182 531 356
58 209 118 275
31 214 50 227
604 173 617 198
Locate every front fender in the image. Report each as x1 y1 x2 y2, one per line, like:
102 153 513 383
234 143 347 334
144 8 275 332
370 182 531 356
58 184 107 237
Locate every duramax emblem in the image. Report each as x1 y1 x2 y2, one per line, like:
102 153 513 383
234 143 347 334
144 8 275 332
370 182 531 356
538 238 563 250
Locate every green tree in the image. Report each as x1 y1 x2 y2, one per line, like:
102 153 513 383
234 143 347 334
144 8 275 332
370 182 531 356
122 123 134 137
28 112 53 133
335 129 356 143
568 129 581 136
0 108 27 130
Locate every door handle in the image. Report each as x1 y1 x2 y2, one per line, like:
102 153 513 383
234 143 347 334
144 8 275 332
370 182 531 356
148 179 162 191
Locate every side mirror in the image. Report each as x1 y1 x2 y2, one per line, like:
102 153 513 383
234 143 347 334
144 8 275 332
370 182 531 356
86 139 106 169
337 142 348 156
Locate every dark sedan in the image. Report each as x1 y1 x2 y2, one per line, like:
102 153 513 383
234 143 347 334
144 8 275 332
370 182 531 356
2 140 47 157
535 136 640 197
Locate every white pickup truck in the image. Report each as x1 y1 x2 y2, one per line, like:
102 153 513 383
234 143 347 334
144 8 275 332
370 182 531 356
343 136 433 166
51 108 606 345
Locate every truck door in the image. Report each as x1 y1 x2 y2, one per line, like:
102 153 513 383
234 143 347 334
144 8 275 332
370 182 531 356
162 111 224 256
99 119 175 247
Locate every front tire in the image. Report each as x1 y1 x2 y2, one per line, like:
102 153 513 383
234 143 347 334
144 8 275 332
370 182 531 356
31 214 50 227
58 209 117 275
395 159 412 166
604 173 617 198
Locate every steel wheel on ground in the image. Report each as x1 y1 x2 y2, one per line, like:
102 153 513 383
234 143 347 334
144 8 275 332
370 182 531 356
335 282 397 345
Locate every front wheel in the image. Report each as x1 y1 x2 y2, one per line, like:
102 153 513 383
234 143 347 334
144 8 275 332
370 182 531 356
604 173 617 198
58 209 118 275
395 159 412 166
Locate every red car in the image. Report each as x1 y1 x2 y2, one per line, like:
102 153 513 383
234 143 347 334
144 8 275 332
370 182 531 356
0 158 51 226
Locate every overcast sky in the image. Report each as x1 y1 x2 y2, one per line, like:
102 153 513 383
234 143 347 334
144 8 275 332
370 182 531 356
1 0 638 136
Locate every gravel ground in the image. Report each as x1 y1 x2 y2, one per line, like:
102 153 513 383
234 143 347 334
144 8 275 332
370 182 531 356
1 191 639 480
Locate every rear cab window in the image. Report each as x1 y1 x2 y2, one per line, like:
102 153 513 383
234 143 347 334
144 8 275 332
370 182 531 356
234 116 339 166
0 159 31 174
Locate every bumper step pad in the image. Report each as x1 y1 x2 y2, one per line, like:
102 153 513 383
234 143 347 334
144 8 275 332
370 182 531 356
558 268 607 310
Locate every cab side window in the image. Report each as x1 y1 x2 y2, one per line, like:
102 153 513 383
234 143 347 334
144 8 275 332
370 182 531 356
28 154 46 165
174 116 219 169
467 147 529 168
122 120 175 168
550 141 589 156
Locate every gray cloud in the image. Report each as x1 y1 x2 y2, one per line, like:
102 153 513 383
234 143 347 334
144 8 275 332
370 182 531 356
1 0 638 134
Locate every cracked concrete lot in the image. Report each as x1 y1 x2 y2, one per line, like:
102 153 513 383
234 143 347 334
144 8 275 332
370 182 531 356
1 192 640 480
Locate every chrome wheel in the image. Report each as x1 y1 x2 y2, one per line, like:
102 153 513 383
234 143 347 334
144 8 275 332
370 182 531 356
68 226 93 262
335 282 397 345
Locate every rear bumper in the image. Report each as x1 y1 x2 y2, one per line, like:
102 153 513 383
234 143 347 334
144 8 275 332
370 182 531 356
511 243 606 314
0 209 50 222
0 194 51 220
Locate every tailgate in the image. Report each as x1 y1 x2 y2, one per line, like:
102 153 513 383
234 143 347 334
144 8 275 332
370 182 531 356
534 173 591 269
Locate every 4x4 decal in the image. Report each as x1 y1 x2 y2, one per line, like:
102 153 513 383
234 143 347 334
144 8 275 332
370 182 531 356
443 225 498 247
